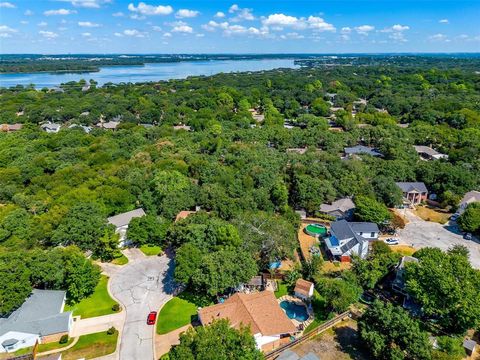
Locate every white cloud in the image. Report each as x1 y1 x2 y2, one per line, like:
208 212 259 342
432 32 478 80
152 25 162 31
439 19 449 24
262 13 334 32
228 4 239 13
280 32 304 40
163 32 171 37
114 32 123 37
0 25 17 38
39 30 59 39
0 2 15 8
112 12 124 17
196 33 204 37
128 2 173 16
44 9 77 16
391 24 409 32
214 11 225 18
24 9 34 16
81 32 92 37
307 16 335 32
123 29 146 37
228 4 254 22
56 0 112 8
429 33 448 41
20 20 29 25
341 27 351 34
78 21 101 27
355 25 375 35
38 21 48 27
172 24 193 33
130 14 146 20
58 27 68 31
176 9 199 18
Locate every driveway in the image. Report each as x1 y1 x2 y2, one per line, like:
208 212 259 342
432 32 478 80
396 209 480 269
107 249 177 360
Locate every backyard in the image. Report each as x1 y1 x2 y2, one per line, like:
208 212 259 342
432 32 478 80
413 205 451 224
65 275 119 318
156 296 197 335
62 330 118 360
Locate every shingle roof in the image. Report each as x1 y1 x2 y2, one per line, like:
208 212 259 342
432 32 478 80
460 191 480 206
344 145 382 157
294 279 313 297
199 291 296 336
320 198 355 214
330 220 378 241
413 145 442 157
107 208 146 228
0 290 71 337
395 182 428 193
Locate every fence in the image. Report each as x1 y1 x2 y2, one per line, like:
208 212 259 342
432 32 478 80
265 310 351 359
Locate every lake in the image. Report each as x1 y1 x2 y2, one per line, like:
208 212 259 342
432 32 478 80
0 59 298 88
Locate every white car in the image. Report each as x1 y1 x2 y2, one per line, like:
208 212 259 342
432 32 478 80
385 238 400 245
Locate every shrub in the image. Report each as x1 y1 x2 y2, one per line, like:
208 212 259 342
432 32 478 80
59 334 69 344
112 303 120 312
107 326 116 335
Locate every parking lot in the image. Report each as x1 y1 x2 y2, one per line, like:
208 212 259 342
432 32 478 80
396 209 480 269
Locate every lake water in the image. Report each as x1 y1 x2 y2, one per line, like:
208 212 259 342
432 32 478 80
0 59 298 88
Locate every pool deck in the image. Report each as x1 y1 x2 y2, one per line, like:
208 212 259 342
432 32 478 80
278 295 314 332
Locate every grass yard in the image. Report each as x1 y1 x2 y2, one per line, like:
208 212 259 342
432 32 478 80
111 254 128 265
414 206 451 224
62 330 118 360
322 261 351 273
65 275 119 318
275 281 288 299
391 245 417 256
156 297 197 335
13 338 75 356
140 244 162 256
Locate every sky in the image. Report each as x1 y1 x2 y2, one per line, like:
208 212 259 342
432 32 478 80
0 0 479 54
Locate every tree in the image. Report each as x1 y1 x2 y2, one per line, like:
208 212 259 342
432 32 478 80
311 97 330 117
457 203 480 234
126 214 168 246
359 300 432 360
372 176 403 207
169 319 263 360
0 252 32 315
174 243 203 285
354 196 392 224
405 247 480 333
315 271 362 313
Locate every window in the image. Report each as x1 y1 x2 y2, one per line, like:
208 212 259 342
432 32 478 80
371 232 375 237
359 232 363 235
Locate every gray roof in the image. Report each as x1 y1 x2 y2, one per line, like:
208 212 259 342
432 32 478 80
0 290 71 337
413 145 442 156
41 123 61 131
460 191 480 206
330 220 378 241
463 339 477 351
344 145 382 157
395 182 428 193
107 208 146 228
320 198 355 214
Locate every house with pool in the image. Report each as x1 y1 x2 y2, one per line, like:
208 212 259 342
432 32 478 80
324 220 379 261
198 291 297 352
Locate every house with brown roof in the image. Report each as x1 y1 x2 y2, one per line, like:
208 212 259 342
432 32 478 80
175 210 196 222
198 291 297 352
0 124 23 132
294 279 314 301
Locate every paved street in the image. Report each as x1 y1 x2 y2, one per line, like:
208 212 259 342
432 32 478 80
107 249 177 360
396 209 480 269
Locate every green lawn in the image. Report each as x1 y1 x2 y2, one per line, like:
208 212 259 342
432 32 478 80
275 281 288 299
62 330 118 360
65 275 119 318
111 254 128 265
14 338 74 356
140 244 162 256
156 297 197 335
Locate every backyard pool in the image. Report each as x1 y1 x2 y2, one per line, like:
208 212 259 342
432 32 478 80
280 301 309 322
305 223 327 237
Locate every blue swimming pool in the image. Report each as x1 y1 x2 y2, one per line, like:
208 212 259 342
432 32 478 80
280 301 309 322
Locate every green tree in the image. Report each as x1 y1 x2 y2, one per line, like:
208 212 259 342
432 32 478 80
169 319 264 360
457 203 480 234
359 300 432 360
126 214 168 246
174 243 203 286
354 196 392 224
0 252 32 315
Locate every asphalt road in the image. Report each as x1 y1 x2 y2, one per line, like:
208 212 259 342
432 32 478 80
109 249 177 360
397 209 480 269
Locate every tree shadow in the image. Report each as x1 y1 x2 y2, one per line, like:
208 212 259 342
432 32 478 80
161 254 178 295
334 325 371 360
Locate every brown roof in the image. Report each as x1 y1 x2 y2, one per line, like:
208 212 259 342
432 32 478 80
198 291 296 336
175 210 196 222
294 279 313 296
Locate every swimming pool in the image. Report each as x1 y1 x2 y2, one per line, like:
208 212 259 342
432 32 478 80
280 301 309 322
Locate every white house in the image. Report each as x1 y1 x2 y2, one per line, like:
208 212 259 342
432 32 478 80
0 290 72 353
294 279 314 301
40 122 61 133
458 191 480 214
324 220 379 261
198 291 296 352
107 208 146 247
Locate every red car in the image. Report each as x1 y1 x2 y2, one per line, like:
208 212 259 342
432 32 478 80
147 311 157 325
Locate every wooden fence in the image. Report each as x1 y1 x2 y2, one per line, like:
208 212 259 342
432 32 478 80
265 310 352 359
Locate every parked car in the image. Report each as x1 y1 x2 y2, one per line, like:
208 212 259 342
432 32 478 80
147 311 157 325
464 233 473 240
385 238 400 245
450 213 460 221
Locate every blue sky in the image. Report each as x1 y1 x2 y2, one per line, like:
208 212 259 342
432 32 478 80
0 0 479 53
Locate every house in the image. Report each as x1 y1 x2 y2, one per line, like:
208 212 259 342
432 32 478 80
0 290 72 353
173 124 192 131
175 210 197 222
0 124 23 132
413 145 448 160
392 256 419 295
68 124 92 133
319 198 356 220
40 122 61 133
395 182 428 205
324 220 379 261
248 108 265 122
294 279 314 301
96 121 120 130
458 191 480 214
107 208 146 246
198 291 297 352
463 339 477 356
344 145 382 158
